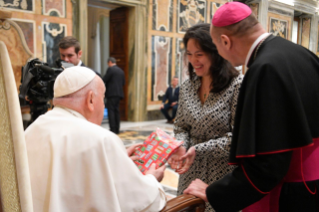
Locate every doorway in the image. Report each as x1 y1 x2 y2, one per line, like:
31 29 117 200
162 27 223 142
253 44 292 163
109 7 129 121
87 2 129 121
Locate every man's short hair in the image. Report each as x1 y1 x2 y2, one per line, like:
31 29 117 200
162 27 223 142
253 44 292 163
58 36 81 54
214 14 259 38
108 57 117 64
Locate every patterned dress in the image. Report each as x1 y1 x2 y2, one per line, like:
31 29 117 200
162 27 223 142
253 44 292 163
174 74 243 212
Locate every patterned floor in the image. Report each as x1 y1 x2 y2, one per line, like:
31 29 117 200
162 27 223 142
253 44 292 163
117 130 153 146
101 120 179 198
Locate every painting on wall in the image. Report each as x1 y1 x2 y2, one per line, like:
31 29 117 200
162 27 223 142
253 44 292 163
152 0 173 32
1 0 33 12
178 0 206 33
269 17 288 39
42 0 66 17
14 20 35 54
268 12 292 40
0 20 33 91
210 2 223 22
175 38 188 83
151 35 172 101
42 22 66 67
301 17 311 49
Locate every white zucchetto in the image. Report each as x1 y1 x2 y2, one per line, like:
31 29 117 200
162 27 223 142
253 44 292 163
54 66 95 98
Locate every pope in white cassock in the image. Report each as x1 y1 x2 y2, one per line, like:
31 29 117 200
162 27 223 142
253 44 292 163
25 66 167 212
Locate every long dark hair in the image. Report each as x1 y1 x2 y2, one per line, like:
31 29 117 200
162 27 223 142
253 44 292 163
183 23 239 93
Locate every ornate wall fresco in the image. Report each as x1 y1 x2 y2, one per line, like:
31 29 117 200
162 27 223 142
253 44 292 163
0 20 32 92
14 19 35 54
152 36 172 101
152 0 173 32
0 0 72 97
42 22 66 66
178 0 206 33
268 12 292 40
0 0 33 12
209 1 227 23
175 38 188 83
269 17 288 39
301 17 311 48
42 0 65 17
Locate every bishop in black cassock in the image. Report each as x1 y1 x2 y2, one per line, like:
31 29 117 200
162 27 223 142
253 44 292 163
184 2 319 212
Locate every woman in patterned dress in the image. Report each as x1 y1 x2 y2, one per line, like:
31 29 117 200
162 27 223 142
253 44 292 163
168 23 243 211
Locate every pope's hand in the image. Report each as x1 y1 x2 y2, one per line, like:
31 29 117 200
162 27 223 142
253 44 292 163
183 179 208 202
145 164 166 182
126 143 143 161
175 146 196 174
168 146 186 170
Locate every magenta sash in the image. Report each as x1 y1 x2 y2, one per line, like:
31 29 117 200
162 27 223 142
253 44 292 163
243 139 319 212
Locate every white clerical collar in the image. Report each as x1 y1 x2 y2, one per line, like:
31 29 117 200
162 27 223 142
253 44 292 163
76 60 82 66
245 33 270 67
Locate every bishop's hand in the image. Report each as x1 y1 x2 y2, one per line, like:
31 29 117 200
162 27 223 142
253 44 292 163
183 179 208 202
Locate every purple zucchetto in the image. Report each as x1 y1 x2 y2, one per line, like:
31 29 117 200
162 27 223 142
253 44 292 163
212 2 252 27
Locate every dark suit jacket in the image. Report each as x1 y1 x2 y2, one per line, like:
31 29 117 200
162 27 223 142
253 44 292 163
102 65 125 99
162 86 179 104
80 62 101 77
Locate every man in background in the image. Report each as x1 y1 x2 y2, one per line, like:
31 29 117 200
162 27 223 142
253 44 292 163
58 36 100 76
102 57 125 134
160 77 179 124
25 66 166 212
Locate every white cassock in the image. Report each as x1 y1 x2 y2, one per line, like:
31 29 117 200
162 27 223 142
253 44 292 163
25 107 167 212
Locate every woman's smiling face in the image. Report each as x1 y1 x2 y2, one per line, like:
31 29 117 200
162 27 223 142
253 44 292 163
186 38 212 78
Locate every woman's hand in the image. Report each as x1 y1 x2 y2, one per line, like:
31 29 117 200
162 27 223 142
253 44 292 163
126 143 143 161
168 146 186 170
175 146 196 174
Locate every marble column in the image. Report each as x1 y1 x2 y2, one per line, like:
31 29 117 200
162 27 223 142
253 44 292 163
128 3 148 121
79 0 88 64
309 14 319 53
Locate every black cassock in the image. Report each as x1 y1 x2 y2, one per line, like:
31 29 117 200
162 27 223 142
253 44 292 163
206 35 319 212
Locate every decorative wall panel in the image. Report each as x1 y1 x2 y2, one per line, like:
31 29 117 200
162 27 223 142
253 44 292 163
152 0 173 32
0 20 33 92
210 1 223 23
178 0 206 33
14 19 35 54
42 0 65 17
301 17 311 48
269 17 288 38
175 38 188 83
268 12 292 40
42 22 66 66
151 36 172 101
0 0 34 12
